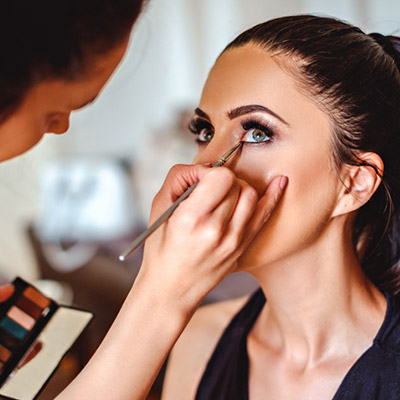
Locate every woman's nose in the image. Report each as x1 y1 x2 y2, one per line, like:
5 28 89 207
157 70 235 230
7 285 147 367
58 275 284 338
194 138 237 165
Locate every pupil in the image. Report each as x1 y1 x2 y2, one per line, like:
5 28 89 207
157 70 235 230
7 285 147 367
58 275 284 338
204 130 213 141
253 129 266 141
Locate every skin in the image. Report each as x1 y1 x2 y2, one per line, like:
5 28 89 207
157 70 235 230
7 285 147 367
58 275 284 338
0 36 130 162
192 44 340 270
0 33 287 398
162 44 387 400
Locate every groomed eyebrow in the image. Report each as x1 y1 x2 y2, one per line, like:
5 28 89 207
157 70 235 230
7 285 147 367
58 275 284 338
227 104 289 125
195 104 289 126
194 108 211 120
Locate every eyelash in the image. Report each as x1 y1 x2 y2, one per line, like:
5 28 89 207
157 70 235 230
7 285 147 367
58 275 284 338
188 117 275 145
241 119 275 144
188 119 214 144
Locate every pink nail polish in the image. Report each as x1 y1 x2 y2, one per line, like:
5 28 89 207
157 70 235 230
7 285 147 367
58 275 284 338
280 176 288 190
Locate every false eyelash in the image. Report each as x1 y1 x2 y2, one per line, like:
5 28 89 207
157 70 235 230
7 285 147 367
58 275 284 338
188 118 213 135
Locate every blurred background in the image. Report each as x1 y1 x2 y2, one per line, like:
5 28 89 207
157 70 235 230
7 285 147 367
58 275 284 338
0 0 399 398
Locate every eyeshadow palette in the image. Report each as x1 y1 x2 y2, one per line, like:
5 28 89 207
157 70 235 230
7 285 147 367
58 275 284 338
0 277 93 400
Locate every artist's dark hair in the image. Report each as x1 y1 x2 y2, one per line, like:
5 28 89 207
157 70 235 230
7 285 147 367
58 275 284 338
0 0 147 122
224 15 400 293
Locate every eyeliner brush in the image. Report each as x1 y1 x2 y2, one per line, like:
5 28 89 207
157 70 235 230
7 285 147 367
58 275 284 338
119 141 243 261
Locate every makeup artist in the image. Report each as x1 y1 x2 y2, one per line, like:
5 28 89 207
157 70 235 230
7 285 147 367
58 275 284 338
0 1 285 399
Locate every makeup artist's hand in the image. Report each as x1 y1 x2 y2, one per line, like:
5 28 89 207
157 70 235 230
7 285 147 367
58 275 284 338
58 167 286 400
139 163 287 307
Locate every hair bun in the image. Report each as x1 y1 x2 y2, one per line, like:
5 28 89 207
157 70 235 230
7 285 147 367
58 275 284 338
369 32 400 71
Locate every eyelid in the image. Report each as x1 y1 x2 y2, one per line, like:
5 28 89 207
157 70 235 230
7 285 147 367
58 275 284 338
242 120 272 132
241 115 279 135
192 117 213 126
241 114 276 128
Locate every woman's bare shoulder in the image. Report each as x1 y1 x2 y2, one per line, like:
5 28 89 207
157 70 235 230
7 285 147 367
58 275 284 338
161 295 249 400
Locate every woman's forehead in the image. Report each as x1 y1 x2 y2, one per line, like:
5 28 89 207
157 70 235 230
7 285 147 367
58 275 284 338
200 44 328 130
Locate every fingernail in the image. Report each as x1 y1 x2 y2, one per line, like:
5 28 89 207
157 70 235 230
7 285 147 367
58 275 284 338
280 176 288 190
198 162 212 167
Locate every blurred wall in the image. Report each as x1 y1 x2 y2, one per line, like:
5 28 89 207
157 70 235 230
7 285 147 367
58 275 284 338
0 0 400 280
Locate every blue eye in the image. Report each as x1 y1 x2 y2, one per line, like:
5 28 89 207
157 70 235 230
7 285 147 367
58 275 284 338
242 128 271 143
241 120 274 144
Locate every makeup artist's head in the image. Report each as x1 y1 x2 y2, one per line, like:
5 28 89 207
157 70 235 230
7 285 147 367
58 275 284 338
0 0 147 161
191 15 400 292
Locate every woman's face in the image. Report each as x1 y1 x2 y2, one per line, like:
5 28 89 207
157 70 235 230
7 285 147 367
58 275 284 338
192 44 344 270
0 37 129 162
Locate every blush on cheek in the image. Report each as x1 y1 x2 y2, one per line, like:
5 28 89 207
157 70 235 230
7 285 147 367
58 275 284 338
233 153 276 196
235 166 281 197
236 176 336 270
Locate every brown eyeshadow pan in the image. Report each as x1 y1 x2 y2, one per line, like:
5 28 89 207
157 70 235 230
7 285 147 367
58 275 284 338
23 287 50 309
0 327 19 350
0 345 10 363
15 296 42 319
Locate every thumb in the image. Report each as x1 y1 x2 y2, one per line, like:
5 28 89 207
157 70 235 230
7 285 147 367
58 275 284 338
0 284 14 302
241 175 288 248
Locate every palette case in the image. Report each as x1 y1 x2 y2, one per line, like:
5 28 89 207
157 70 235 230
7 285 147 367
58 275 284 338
0 277 93 400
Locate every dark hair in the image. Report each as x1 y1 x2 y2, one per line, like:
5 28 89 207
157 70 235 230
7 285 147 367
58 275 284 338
224 15 400 293
0 0 147 122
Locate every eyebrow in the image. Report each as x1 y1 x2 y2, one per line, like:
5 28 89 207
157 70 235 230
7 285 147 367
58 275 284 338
227 104 289 125
194 108 211 120
195 104 289 126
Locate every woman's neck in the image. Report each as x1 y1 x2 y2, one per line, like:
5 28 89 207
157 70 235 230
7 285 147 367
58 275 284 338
248 221 386 369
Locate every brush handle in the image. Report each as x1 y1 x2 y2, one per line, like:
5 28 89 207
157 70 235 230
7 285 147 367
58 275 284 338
119 141 242 261
119 181 199 261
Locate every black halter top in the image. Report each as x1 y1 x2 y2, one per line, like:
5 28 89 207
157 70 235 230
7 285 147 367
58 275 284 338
195 289 265 400
195 288 400 400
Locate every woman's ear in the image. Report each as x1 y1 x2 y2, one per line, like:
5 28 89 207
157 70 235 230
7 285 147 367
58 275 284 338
332 152 383 218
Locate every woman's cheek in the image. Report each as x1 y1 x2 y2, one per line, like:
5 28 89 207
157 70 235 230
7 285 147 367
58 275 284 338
234 154 287 196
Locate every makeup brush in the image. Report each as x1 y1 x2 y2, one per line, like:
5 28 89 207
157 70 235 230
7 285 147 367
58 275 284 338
119 141 243 261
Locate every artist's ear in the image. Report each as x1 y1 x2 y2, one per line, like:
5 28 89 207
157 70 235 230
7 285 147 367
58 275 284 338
332 152 383 218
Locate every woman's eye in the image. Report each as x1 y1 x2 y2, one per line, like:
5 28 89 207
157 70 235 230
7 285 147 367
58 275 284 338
197 128 214 142
188 119 214 143
242 128 271 143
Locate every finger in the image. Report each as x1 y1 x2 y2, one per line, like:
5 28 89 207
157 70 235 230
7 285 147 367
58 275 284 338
150 164 213 222
181 168 237 216
166 177 241 246
150 167 237 228
0 284 14 302
159 164 212 203
222 182 258 242
240 175 288 248
200 180 242 237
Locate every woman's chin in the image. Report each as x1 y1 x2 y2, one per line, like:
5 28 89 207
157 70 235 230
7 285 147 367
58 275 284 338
235 253 265 273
